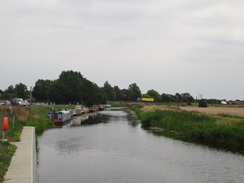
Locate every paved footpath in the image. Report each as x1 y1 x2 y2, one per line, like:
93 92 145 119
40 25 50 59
4 126 38 183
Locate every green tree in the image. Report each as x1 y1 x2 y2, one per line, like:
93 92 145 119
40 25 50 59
14 83 28 99
161 93 176 102
142 94 151 98
32 79 53 102
2 85 15 100
146 89 161 101
121 89 129 101
48 70 106 105
181 92 194 104
114 86 123 101
128 83 141 101
103 81 116 101
175 93 182 102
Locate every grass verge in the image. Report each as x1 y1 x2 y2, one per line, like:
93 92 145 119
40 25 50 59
128 104 244 155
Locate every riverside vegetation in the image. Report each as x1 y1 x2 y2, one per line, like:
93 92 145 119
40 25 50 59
128 103 244 155
0 104 75 182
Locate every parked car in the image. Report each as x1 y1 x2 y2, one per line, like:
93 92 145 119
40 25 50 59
12 98 29 106
0 100 11 105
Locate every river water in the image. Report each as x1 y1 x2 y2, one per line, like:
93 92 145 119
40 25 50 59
38 109 244 183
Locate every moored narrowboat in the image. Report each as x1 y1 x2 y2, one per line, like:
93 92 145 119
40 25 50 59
47 110 72 123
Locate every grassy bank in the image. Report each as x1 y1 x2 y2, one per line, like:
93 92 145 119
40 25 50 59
129 105 244 155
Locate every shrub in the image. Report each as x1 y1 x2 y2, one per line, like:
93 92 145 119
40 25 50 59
198 99 208 107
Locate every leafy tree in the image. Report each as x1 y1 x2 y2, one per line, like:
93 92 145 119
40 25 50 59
0 89 3 99
2 85 15 100
80 80 106 106
128 83 141 101
146 89 161 101
175 93 182 102
32 79 53 102
103 81 116 101
48 70 106 105
114 86 123 101
161 93 176 102
121 89 129 101
15 83 28 99
142 94 151 98
181 92 194 104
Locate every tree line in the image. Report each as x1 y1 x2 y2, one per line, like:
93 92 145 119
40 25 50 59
0 70 210 106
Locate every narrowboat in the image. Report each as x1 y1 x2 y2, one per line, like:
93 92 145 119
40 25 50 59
47 110 72 123
89 105 98 112
98 105 104 111
73 106 83 116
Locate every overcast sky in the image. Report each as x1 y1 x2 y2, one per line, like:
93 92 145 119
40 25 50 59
1 0 244 100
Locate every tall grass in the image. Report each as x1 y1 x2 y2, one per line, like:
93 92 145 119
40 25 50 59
17 105 54 135
133 108 244 154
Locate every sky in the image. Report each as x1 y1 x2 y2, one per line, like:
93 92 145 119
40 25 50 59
1 0 244 100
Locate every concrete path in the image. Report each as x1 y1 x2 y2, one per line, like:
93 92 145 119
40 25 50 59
4 126 38 183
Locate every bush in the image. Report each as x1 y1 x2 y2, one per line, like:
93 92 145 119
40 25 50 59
198 99 208 107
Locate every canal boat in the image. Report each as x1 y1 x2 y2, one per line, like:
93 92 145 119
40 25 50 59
47 110 73 123
73 106 83 116
89 105 98 112
82 107 89 113
98 105 104 111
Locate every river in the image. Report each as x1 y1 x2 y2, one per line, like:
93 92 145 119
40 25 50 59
38 109 244 183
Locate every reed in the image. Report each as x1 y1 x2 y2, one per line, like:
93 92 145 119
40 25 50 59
133 108 244 154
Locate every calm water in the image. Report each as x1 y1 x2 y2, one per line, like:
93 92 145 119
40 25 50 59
38 110 244 183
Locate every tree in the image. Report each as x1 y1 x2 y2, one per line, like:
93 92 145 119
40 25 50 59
181 92 194 104
2 85 15 100
103 81 116 101
121 89 129 101
32 79 53 102
48 70 106 105
0 90 3 99
161 93 176 102
114 86 123 101
146 89 161 101
175 93 182 102
128 83 141 101
15 83 28 99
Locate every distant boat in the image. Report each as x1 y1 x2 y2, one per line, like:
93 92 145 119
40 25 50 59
89 105 98 112
98 105 104 111
73 106 83 116
82 107 89 113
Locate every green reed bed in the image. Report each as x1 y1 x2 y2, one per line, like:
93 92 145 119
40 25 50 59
132 108 244 154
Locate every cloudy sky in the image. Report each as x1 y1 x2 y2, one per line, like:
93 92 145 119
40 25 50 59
1 0 244 100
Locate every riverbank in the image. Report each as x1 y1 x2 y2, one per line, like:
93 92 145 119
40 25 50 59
125 103 244 155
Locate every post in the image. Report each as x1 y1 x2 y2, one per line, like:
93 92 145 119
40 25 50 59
29 86 32 120
13 116 15 128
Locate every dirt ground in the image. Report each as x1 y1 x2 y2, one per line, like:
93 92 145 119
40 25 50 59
141 104 244 118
